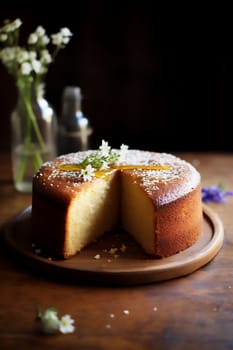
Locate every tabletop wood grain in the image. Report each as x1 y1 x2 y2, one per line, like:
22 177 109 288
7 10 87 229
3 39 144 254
1 151 233 350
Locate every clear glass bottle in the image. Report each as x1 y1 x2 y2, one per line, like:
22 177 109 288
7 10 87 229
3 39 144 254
57 86 93 155
11 83 57 193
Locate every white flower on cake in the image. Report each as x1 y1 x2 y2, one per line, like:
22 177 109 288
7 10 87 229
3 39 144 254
99 140 111 157
79 140 129 181
99 160 109 170
81 164 95 182
117 144 129 164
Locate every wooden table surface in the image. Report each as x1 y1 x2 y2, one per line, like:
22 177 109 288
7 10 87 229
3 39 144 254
1 152 233 350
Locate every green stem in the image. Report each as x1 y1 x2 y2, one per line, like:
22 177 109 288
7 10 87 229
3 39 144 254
15 151 30 185
21 92 45 150
14 83 46 187
33 148 43 171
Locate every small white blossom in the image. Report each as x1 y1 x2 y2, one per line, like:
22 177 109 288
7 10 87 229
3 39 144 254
28 33 38 45
41 35 50 45
60 27 73 37
31 59 42 73
21 61 32 75
51 27 73 46
40 49 52 64
59 314 75 334
59 27 73 44
17 49 29 63
120 143 129 153
0 33 7 42
29 51 37 60
62 36 71 44
51 32 64 46
11 18 22 31
3 18 22 33
40 308 60 334
0 47 16 63
81 164 95 181
35 26 46 37
117 143 129 163
99 140 111 157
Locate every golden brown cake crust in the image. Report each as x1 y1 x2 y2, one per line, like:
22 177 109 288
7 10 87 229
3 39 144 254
31 150 202 259
154 185 202 257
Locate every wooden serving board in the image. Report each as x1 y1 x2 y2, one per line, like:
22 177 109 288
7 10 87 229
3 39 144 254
3 205 224 285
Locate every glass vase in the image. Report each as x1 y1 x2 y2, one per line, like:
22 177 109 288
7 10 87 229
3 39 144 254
11 83 57 193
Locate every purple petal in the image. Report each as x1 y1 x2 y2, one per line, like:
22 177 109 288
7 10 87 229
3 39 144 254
202 185 233 204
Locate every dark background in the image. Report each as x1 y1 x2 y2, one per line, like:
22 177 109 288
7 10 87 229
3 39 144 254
0 2 232 153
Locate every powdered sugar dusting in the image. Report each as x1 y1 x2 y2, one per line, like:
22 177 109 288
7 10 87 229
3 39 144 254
118 150 200 204
34 150 200 203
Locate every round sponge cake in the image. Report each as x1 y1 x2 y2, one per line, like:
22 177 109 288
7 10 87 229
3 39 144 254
31 149 203 259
